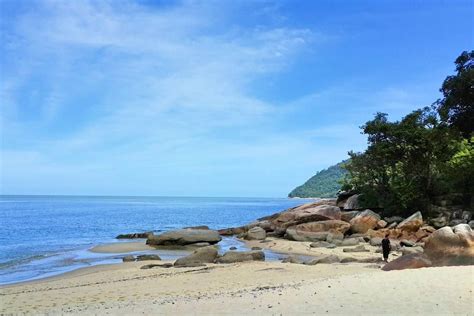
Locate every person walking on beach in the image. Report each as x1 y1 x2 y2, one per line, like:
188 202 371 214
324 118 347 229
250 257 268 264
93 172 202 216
382 234 391 262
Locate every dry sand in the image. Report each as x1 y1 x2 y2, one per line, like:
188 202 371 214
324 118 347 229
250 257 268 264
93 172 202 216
89 241 154 253
1 257 472 315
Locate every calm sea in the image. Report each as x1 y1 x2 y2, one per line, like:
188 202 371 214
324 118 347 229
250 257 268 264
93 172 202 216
0 195 310 285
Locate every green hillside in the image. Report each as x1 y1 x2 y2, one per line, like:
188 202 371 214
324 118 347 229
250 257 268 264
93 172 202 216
288 162 347 198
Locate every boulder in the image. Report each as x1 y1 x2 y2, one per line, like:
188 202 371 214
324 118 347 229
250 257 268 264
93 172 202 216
174 246 218 267
147 229 222 246
369 237 382 246
449 219 466 226
397 212 423 232
341 211 360 223
340 238 359 246
400 240 416 247
424 224 474 266
310 241 336 248
326 231 345 243
291 220 351 235
218 227 246 236
350 210 381 234
183 225 210 230
469 220 474 229
285 229 329 242
272 204 342 229
136 254 161 261
377 220 388 229
343 245 369 253
192 242 212 247
343 194 362 210
381 253 432 271
116 232 153 239
384 216 404 224
281 255 304 264
306 254 340 265
216 251 265 264
251 246 262 250
246 227 266 240
122 255 135 262
401 246 424 256
336 190 356 207
430 216 449 229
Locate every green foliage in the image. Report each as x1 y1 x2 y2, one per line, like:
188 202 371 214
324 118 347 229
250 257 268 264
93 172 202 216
288 162 347 198
343 51 473 217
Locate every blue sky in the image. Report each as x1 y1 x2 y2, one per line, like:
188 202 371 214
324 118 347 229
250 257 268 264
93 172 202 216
0 0 472 197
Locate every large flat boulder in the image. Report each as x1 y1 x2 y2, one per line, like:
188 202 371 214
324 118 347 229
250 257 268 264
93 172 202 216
272 204 342 229
291 220 351 235
350 209 381 234
174 246 218 267
424 224 474 266
397 211 423 232
216 251 265 264
382 253 432 271
147 229 222 246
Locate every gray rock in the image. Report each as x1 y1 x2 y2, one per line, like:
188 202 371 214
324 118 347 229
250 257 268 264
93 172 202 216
340 238 359 246
401 246 424 256
122 255 135 262
192 242 212 247
326 231 344 242
281 255 304 264
384 216 404 224
306 254 340 265
342 245 369 253
468 220 474 229
310 241 336 248
141 263 173 269
343 194 362 210
183 225 210 230
285 229 328 242
147 229 222 246
449 219 466 226
341 211 360 222
216 251 265 264
246 227 266 240
251 246 262 250
229 246 237 250
116 232 153 239
136 254 161 261
174 246 218 267
369 237 383 246
400 240 415 247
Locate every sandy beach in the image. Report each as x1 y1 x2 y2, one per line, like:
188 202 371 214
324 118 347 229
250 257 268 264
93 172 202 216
1 245 472 315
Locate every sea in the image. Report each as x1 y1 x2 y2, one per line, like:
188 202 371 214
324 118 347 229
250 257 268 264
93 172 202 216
0 195 311 285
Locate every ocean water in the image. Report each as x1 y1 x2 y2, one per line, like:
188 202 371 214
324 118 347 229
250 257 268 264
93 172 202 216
0 195 310 285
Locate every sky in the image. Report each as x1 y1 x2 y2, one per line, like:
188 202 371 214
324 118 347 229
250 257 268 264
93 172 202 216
0 0 472 197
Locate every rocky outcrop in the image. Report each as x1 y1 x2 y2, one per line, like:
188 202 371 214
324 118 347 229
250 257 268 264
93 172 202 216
290 220 350 235
382 253 432 271
340 211 360 222
216 251 265 264
245 227 266 240
285 229 329 242
174 246 218 267
424 224 474 266
116 232 153 239
350 209 381 234
343 194 362 210
397 212 423 232
218 227 246 236
272 204 342 229
147 229 222 246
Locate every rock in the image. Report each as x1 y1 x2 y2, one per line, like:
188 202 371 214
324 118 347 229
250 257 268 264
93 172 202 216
401 246 424 256
387 222 398 229
381 253 432 271
343 194 362 210
183 225 210 230
141 263 173 269
229 246 237 250
246 227 266 240
116 232 153 239
174 246 218 267
340 238 359 246
122 255 135 262
384 216 404 224
340 257 358 263
343 245 369 252
400 240 416 247
192 242 212 247
174 262 207 268
326 231 345 242
377 220 388 229
449 219 466 226
397 212 423 232
218 227 246 236
469 220 474 229
350 210 381 234
136 254 161 261
430 216 449 229
272 204 342 229
147 229 222 246
285 229 329 242
336 190 356 207
251 246 262 250
291 220 351 235
310 241 336 248
424 224 474 266
306 254 340 265
341 211 360 222
281 255 304 264
216 251 265 264
461 211 472 222
369 237 383 246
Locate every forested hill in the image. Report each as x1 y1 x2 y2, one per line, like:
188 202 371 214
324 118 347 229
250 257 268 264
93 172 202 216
288 162 347 198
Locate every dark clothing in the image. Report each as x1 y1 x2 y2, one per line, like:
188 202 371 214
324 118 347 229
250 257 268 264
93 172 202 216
382 238 391 260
